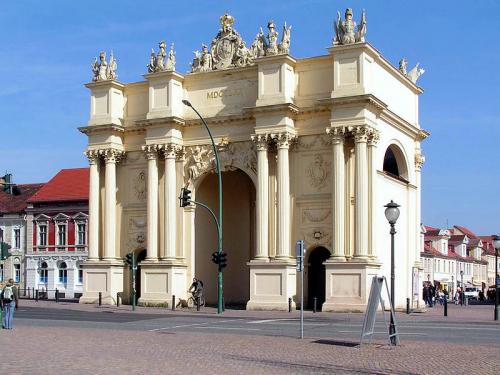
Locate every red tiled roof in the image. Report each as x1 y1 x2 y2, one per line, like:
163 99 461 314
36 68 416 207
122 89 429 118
423 242 443 257
448 234 467 244
28 168 89 203
478 236 496 256
453 225 478 239
0 183 45 214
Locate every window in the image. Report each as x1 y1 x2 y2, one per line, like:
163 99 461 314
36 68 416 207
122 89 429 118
57 224 67 247
14 228 21 249
58 262 68 284
383 148 400 176
77 223 86 245
38 225 47 247
78 269 83 284
14 264 20 283
39 262 48 283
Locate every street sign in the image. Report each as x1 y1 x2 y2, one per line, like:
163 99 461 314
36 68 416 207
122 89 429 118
295 240 305 339
295 240 305 272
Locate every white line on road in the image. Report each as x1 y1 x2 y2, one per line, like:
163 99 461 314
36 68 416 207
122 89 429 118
195 326 262 331
338 330 428 336
247 319 299 324
148 322 209 332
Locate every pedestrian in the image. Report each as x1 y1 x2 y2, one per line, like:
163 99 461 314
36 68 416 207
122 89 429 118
1 278 19 330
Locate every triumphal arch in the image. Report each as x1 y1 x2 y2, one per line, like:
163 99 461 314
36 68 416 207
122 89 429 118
79 10 428 311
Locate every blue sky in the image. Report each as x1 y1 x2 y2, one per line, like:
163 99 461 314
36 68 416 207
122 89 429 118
1 0 499 234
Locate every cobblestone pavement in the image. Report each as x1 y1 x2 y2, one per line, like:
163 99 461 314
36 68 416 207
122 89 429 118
2 325 499 375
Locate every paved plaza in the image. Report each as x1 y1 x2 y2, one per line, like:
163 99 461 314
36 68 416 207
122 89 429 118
2 300 499 374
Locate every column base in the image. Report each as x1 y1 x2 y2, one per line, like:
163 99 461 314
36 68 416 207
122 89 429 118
137 260 187 307
79 260 125 305
246 260 296 311
322 260 381 312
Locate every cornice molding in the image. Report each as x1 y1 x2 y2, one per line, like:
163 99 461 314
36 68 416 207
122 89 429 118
78 123 125 135
244 102 299 117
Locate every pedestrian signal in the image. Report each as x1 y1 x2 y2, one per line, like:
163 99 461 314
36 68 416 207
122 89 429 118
125 252 134 268
179 187 192 207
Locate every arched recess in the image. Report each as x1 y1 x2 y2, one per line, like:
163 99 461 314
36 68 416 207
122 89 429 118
306 246 331 310
382 143 410 182
194 168 256 306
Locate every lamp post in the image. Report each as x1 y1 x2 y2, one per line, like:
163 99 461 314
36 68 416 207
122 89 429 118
492 235 500 321
451 275 454 300
182 99 224 314
460 270 464 306
384 200 400 346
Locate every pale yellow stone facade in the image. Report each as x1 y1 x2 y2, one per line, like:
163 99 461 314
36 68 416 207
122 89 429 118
79 35 428 311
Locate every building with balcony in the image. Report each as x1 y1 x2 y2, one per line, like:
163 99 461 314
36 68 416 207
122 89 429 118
25 168 89 298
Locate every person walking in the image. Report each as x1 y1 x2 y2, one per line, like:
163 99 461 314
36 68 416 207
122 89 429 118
1 278 19 330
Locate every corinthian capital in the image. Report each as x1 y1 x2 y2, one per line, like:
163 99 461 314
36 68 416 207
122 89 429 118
368 129 380 146
162 143 182 159
353 126 371 143
251 134 270 151
272 132 296 149
102 148 125 163
142 144 159 160
325 127 346 144
415 152 425 171
84 150 101 165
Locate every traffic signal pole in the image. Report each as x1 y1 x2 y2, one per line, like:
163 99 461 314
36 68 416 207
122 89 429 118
182 100 223 314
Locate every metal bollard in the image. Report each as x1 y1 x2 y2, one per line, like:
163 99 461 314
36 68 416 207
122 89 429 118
444 297 448 316
172 295 176 311
313 297 317 313
55 288 59 303
196 296 200 311
98 292 102 306
288 297 292 312
116 292 121 307
35 289 39 302
406 298 410 314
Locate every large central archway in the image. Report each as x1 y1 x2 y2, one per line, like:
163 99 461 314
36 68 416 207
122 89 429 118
194 169 255 306
307 246 331 310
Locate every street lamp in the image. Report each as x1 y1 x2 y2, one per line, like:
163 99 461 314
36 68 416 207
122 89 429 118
460 269 464 306
492 235 500 321
182 99 224 314
451 275 454 300
384 200 400 346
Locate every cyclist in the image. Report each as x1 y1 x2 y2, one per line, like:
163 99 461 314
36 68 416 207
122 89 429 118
188 277 204 303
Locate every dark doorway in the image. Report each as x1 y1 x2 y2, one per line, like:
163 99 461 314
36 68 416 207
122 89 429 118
135 249 147 302
307 247 331 310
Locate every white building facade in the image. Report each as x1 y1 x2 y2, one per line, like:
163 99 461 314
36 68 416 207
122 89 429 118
79 11 428 311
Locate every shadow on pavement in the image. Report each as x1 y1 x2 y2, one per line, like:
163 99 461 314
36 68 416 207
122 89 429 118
313 339 360 348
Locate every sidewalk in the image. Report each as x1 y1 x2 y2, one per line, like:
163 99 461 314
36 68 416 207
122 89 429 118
17 298 500 324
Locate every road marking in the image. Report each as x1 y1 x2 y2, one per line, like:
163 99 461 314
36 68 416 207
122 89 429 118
247 319 298 324
338 330 427 336
148 322 209 332
195 326 261 331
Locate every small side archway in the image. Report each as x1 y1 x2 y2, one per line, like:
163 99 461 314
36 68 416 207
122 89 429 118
382 143 409 182
306 246 331 310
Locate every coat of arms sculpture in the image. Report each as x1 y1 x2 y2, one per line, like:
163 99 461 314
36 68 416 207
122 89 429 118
191 12 292 73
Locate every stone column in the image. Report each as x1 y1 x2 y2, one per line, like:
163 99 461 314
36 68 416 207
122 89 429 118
163 144 178 260
85 150 100 260
367 129 380 259
251 134 270 260
103 149 123 260
326 127 346 260
414 151 425 259
275 132 295 259
143 145 159 260
353 127 369 259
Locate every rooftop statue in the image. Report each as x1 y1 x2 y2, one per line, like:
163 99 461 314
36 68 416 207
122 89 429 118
190 13 292 73
92 51 117 81
333 8 366 45
147 41 175 73
399 58 425 84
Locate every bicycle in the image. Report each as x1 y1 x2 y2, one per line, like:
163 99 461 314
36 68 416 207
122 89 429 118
187 292 205 308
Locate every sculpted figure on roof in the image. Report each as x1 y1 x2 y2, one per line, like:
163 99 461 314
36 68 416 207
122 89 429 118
147 41 175 73
190 13 292 73
399 57 425 84
333 8 366 45
92 51 117 81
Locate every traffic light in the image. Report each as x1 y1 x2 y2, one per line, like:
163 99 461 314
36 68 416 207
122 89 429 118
125 252 134 268
0 242 12 261
218 252 227 269
211 251 219 265
179 187 192 207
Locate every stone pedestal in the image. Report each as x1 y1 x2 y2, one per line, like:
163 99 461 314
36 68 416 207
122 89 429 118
137 261 187 307
322 260 381 312
246 261 297 310
79 260 124 305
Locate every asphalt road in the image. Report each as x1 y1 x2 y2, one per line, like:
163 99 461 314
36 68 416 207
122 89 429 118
13 306 500 346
